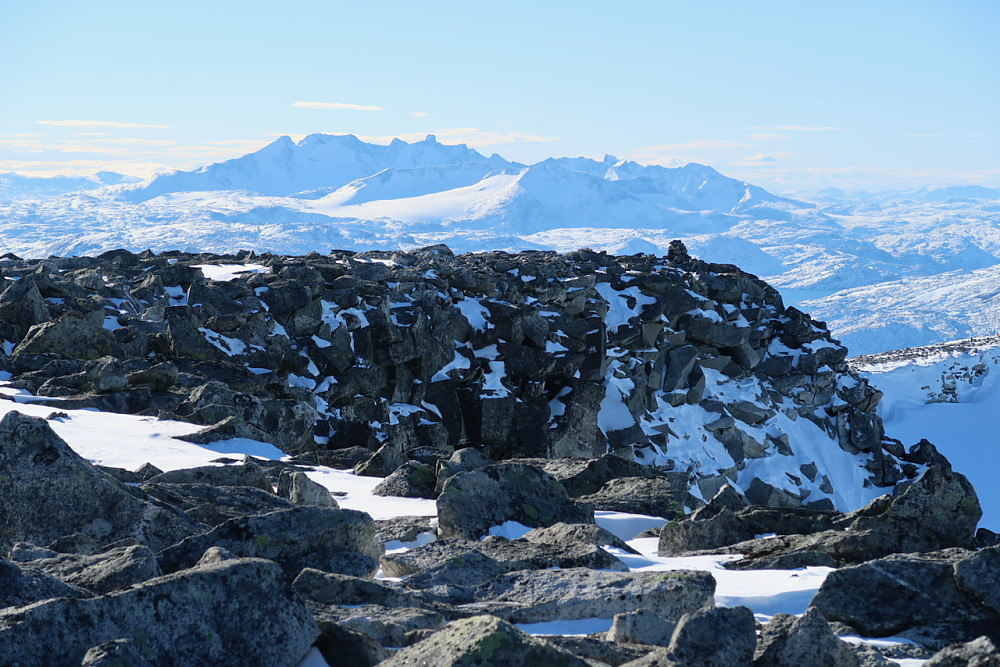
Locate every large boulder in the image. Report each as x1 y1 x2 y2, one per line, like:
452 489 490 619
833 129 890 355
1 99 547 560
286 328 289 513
473 568 716 624
13 544 161 595
755 608 859 667
378 615 590 667
156 506 383 578
0 411 202 553
436 463 594 540
625 606 756 667
925 636 1000 666
810 550 1000 648
13 311 119 359
0 558 318 667
0 557 90 609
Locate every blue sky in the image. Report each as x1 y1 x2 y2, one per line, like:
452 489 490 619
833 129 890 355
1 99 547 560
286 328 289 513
1 0 997 192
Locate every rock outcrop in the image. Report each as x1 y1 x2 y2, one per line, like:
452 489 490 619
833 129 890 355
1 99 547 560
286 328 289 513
0 245 913 508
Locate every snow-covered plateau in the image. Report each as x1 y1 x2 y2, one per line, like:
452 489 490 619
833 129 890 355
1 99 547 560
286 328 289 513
4 133 1000 355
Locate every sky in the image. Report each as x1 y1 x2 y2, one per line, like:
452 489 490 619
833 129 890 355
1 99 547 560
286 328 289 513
1 0 997 193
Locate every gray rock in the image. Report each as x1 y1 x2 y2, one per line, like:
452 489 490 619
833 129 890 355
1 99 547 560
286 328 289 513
157 506 383 578
13 310 119 359
755 608 859 666
125 361 179 392
953 544 1000 615
654 605 757 667
315 605 447 650
21 544 161 595
810 550 997 648
277 469 339 507
0 557 91 609
925 636 1000 666
540 454 664 498
437 463 594 540
0 557 318 667
473 567 715 624
381 535 626 585
0 411 201 554
372 460 437 499
143 461 273 491
378 615 590 667
86 356 127 393
141 481 295 526
607 608 679 647
524 521 640 555
659 508 754 556
578 475 688 519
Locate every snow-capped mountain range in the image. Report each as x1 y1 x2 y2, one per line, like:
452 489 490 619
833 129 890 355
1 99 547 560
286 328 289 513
3 133 1000 355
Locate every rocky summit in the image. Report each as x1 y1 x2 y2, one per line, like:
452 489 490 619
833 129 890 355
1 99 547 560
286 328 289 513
0 242 913 507
1 243 997 666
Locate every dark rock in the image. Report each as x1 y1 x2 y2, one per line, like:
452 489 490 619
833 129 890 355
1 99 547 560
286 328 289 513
86 356 127 392
0 558 318 667
141 482 295 525
126 361 179 391
0 411 202 554
313 621 391 667
437 463 594 540
925 636 1000 666
954 544 1000 615
810 550 998 648
577 475 688 519
14 310 120 359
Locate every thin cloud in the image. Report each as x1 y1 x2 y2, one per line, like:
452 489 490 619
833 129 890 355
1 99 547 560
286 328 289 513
750 125 840 131
410 111 429 117
36 120 170 129
729 153 792 166
292 101 385 111
903 133 988 139
749 133 789 142
100 138 177 146
74 132 112 137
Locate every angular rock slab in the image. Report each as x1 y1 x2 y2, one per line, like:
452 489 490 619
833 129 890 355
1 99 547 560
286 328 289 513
0 558 319 667
436 462 593 540
473 567 716 624
0 411 201 553
157 505 383 578
379 615 590 667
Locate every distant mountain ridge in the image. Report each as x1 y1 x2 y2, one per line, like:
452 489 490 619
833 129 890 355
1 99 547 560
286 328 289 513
3 133 1000 357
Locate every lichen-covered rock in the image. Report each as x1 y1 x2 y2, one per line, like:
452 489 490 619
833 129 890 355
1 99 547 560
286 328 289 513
925 636 1000 666
473 568 716 624
436 463 593 540
626 606 756 667
143 461 273 491
277 469 339 507
0 558 318 667
755 608 859 667
606 608 679 647
0 557 91 609
810 550 1000 648
523 521 640 555
156 506 383 578
141 482 295 526
17 544 161 595
378 615 590 667
577 475 688 519
0 411 202 554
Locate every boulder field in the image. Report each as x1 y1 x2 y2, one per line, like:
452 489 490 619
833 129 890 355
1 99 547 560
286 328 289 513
1 244 997 665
